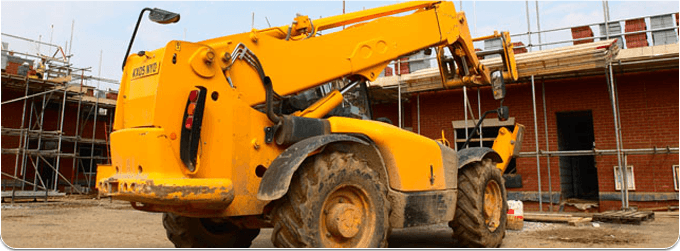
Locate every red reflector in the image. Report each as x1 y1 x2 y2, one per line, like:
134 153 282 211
185 116 194 129
189 90 199 102
187 103 196 115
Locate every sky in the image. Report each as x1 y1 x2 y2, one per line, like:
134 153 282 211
1 1 678 91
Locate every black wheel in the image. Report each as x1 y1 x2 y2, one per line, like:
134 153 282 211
449 158 507 248
270 151 389 248
162 213 260 248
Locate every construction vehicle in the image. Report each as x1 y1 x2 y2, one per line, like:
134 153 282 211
96 1 524 248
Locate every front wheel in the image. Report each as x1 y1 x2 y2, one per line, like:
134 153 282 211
270 151 389 248
449 158 507 248
162 213 260 248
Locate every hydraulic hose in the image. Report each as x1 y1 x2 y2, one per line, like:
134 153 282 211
263 76 281 124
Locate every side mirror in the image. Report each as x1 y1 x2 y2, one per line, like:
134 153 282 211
149 8 180 24
497 106 509 121
123 8 181 71
491 71 506 100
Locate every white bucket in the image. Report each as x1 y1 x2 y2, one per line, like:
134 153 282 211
507 200 524 230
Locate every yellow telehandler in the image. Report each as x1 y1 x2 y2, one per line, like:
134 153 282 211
96 1 524 248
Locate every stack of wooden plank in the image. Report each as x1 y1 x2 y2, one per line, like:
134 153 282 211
615 43 678 63
481 39 619 77
592 210 655 225
368 39 620 94
523 212 593 227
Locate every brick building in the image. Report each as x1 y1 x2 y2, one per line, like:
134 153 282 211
369 42 679 212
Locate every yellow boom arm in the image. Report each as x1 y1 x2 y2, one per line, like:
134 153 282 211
194 1 517 107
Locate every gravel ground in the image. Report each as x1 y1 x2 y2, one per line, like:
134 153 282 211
1 196 678 248
508 221 558 232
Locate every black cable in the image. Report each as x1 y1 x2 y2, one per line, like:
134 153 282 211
122 8 152 71
461 109 497 149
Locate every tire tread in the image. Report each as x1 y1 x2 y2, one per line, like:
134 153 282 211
271 151 388 248
450 158 507 248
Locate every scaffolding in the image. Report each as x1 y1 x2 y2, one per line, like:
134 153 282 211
1 33 119 201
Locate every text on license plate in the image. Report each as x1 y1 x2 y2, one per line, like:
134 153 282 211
131 61 160 80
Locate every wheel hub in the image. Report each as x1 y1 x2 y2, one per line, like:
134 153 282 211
483 179 502 231
326 203 362 238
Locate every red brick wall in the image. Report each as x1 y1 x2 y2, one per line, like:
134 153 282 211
372 101 412 128
372 103 399 126
372 69 679 211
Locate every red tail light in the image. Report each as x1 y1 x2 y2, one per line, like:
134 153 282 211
189 90 199 102
185 116 194 129
181 86 207 172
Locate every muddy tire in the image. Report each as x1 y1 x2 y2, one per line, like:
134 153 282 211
449 158 507 248
162 213 260 248
270 151 389 248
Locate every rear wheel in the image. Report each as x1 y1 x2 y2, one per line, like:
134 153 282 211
270 151 389 248
449 158 507 248
162 213 260 248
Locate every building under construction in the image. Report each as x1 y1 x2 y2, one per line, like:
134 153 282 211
369 11 679 212
1 33 119 200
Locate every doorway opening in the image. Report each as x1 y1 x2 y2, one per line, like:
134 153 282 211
556 111 599 201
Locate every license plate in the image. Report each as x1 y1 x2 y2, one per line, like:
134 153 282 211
131 61 160 80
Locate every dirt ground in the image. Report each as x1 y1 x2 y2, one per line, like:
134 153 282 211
1 195 678 248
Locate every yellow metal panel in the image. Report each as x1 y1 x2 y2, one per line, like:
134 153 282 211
106 41 286 216
107 128 185 179
492 127 513 172
492 124 524 172
118 48 166 128
327 117 446 191
95 164 115 190
114 56 133 130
